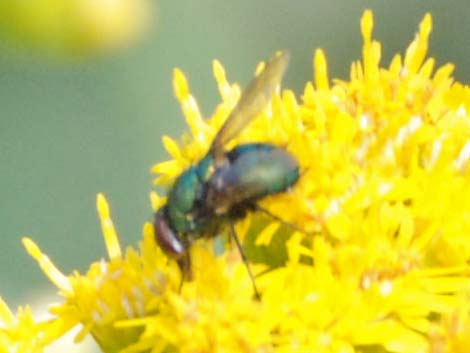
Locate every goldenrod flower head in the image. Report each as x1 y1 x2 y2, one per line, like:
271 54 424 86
2 10 470 353
0 296 72 353
13 195 183 352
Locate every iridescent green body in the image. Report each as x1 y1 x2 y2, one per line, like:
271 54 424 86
163 143 298 240
165 154 213 234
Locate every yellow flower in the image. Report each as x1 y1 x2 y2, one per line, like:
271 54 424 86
426 289 470 353
0 296 72 353
16 195 183 352
2 9 470 353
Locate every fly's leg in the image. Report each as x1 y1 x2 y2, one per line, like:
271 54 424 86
177 253 192 293
229 222 261 300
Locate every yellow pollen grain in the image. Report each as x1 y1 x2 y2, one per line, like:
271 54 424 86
97 193 122 260
380 280 394 297
22 237 72 294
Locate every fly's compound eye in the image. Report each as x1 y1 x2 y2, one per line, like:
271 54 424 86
154 211 187 259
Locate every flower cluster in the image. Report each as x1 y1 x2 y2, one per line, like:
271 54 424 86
2 10 470 353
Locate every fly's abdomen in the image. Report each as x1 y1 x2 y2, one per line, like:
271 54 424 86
206 143 299 213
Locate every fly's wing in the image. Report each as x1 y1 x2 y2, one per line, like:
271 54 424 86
206 145 299 214
211 51 290 163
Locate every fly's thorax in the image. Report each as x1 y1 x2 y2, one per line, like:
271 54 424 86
196 153 216 180
165 153 217 234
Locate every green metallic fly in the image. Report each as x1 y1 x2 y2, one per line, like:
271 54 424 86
154 52 298 298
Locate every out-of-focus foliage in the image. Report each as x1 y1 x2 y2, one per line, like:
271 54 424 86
0 0 154 56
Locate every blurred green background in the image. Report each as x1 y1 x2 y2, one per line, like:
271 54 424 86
1 0 470 311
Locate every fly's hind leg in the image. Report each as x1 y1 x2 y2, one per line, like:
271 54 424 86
228 221 261 300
